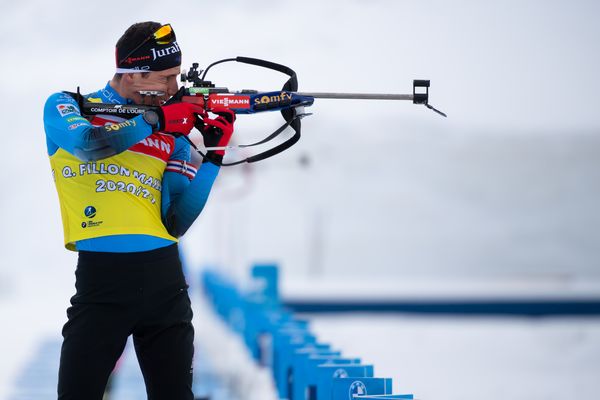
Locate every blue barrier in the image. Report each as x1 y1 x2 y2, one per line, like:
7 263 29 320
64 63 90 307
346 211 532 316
201 265 414 400
274 335 319 396
296 357 362 400
314 365 374 400
330 378 398 400
291 349 341 400
284 299 600 316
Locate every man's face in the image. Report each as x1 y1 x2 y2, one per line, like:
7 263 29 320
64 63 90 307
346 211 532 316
127 66 181 105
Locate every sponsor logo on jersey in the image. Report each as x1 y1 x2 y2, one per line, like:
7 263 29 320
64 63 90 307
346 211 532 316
84 206 96 218
89 116 174 161
105 119 137 131
57 103 78 116
68 122 87 130
129 134 175 162
81 205 104 228
67 116 88 123
81 220 103 229
58 94 75 101
100 88 121 104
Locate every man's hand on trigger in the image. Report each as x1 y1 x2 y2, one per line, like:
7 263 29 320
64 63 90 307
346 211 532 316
158 102 206 135
200 106 236 156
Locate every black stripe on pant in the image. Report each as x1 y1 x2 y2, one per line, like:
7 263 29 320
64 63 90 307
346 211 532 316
57 243 194 400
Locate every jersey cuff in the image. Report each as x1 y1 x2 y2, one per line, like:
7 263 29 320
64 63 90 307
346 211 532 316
165 160 198 179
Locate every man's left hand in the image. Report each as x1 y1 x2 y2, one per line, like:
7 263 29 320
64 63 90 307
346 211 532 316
199 107 236 157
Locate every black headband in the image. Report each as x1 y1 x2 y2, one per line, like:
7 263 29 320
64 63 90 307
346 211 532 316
116 36 181 72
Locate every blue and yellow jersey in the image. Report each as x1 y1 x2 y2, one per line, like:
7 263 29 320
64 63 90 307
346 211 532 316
43 82 220 252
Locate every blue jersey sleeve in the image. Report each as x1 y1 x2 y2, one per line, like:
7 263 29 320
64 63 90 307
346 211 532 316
43 92 153 160
161 138 220 237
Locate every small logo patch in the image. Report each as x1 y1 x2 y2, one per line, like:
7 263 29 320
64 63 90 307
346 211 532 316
68 122 87 130
333 368 348 378
348 381 367 400
84 206 96 218
56 103 78 116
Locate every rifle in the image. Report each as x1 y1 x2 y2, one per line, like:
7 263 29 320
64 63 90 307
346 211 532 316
78 56 446 165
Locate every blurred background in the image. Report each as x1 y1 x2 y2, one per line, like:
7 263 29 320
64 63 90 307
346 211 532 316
1 0 599 399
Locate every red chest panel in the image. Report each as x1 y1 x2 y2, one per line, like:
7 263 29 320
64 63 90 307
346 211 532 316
129 134 175 162
90 115 175 162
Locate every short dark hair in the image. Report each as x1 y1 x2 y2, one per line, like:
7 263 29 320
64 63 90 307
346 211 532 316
113 21 162 81
116 21 162 53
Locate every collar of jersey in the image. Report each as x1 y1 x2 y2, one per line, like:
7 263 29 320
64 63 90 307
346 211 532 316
100 81 131 105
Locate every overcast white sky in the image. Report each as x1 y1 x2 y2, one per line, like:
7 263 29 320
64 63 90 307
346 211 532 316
3 0 600 131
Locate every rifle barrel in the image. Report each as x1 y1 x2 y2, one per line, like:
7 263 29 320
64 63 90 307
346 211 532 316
295 92 414 101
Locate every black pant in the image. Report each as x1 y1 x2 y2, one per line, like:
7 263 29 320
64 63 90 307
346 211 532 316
57 244 194 400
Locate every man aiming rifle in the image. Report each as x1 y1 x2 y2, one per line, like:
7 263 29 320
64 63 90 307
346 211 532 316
43 21 231 399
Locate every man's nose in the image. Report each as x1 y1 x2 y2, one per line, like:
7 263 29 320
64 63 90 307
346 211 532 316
168 80 178 97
